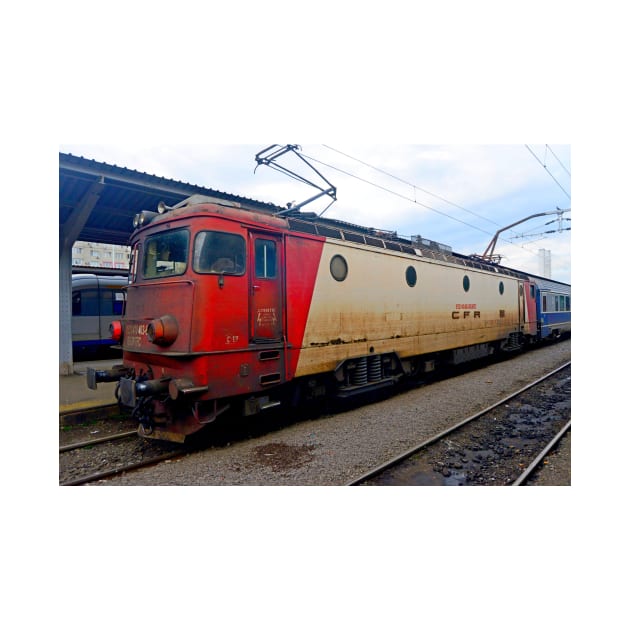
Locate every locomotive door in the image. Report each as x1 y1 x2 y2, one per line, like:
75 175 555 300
249 232 284 342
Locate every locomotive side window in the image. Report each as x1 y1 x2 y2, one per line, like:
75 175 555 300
194 231 245 275
499 281 504 295
330 254 348 282
463 275 470 292
144 229 189 278
405 266 417 287
129 243 139 283
255 239 277 278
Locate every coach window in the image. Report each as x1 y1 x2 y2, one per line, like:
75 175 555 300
566 296 571 311
463 275 470 292
72 289 99 316
144 229 189 278
98 289 127 316
405 266 417 287
194 231 245 275
542 294 548 311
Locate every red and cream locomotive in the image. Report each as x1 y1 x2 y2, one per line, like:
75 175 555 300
88 193 568 442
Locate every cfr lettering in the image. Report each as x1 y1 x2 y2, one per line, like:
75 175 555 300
452 310 481 319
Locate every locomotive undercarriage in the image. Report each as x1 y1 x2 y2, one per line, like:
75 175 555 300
88 333 547 443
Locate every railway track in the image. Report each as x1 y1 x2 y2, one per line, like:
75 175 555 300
512 420 571 486
60 450 183 486
59 432 185 485
347 362 571 486
59 429 139 453
59 404 185 485
59 403 121 425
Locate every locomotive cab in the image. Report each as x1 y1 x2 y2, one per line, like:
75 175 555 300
88 197 289 441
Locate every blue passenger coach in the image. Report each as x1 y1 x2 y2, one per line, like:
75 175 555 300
533 277 571 340
71 274 127 357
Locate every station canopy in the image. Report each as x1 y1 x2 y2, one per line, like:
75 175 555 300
59 152 280 247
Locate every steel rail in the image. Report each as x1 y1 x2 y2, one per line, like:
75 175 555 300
512 420 571 486
59 403 120 419
59 430 138 453
346 361 571 486
60 451 182 486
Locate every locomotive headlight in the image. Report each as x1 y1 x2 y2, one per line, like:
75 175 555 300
133 210 159 229
147 314 178 346
110 320 123 342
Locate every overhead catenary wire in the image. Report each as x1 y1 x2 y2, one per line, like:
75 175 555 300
300 149 544 258
321 144 506 230
322 145 573 257
320 144 562 252
545 144 571 178
525 144 571 200
301 151 495 234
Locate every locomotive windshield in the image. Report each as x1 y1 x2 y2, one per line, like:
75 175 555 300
193 231 245 275
143 229 189 278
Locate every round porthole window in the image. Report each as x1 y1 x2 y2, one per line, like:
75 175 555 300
330 254 348 282
406 266 417 287
463 275 470 292
499 281 504 295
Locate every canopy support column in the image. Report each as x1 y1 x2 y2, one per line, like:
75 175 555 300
59 177 105 375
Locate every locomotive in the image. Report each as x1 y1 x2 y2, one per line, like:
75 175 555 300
87 194 571 442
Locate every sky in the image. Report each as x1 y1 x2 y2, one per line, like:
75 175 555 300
59 143 572 283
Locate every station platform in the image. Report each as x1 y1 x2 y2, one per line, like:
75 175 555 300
59 358 121 413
